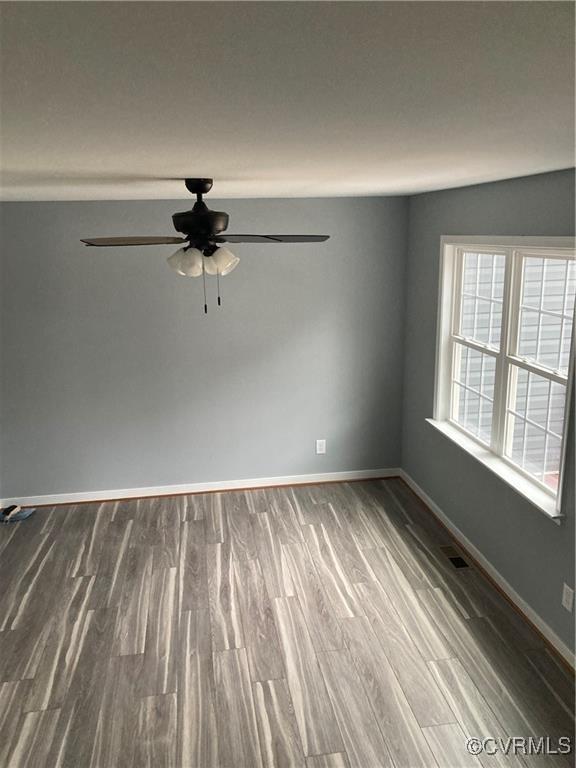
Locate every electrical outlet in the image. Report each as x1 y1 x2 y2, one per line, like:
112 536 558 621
315 439 326 455
561 583 574 613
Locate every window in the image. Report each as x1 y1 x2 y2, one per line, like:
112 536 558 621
433 237 575 518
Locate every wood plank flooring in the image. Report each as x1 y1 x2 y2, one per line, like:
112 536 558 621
0 479 573 767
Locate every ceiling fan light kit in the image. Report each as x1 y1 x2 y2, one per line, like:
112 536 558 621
167 246 204 277
205 247 240 276
81 178 329 313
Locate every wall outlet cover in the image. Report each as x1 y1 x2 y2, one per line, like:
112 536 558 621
316 439 326 455
561 583 574 613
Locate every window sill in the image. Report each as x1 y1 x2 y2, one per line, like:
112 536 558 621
425 419 563 523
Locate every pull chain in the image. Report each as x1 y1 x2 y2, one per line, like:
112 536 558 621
202 256 208 314
217 269 221 306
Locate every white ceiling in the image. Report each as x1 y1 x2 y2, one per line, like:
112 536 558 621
0 1 573 201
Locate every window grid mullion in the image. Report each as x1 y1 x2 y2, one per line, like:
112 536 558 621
519 304 568 320
491 248 514 455
542 433 549 484
545 378 553 435
473 253 479 341
521 407 528 471
562 259 570 316
507 409 563 440
452 372 494 403
534 257 546 364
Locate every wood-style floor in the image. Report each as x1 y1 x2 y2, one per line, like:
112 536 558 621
0 479 573 767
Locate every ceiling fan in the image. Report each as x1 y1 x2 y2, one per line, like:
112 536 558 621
81 178 329 312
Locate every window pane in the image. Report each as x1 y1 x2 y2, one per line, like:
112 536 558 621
542 259 568 312
518 256 575 373
545 435 562 492
475 299 491 344
459 251 505 350
452 343 496 444
463 252 478 292
477 254 495 298
506 366 566 489
521 258 544 309
524 424 546 480
520 373 549 430
548 382 566 436
509 414 526 467
461 296 476 338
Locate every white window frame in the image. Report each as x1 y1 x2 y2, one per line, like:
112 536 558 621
431 236 575 522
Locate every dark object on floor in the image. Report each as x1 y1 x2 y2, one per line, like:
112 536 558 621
0 505 36 523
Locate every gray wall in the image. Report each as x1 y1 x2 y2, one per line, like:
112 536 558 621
1 171 574 650
0 197 408 498
401 169 575 650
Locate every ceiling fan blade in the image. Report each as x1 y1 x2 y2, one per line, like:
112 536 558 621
81 236 187 247
215 234 330 244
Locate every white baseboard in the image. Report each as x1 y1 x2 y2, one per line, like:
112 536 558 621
1 467 401 509
399 469 575 670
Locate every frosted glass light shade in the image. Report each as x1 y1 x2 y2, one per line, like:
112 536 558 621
203 255 218 275
181 248 204 277
167 247 203 277
167 248 186 275
212 247 240 276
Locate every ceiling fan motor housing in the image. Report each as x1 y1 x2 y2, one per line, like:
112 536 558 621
172 178 229 242
172 202 230 242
